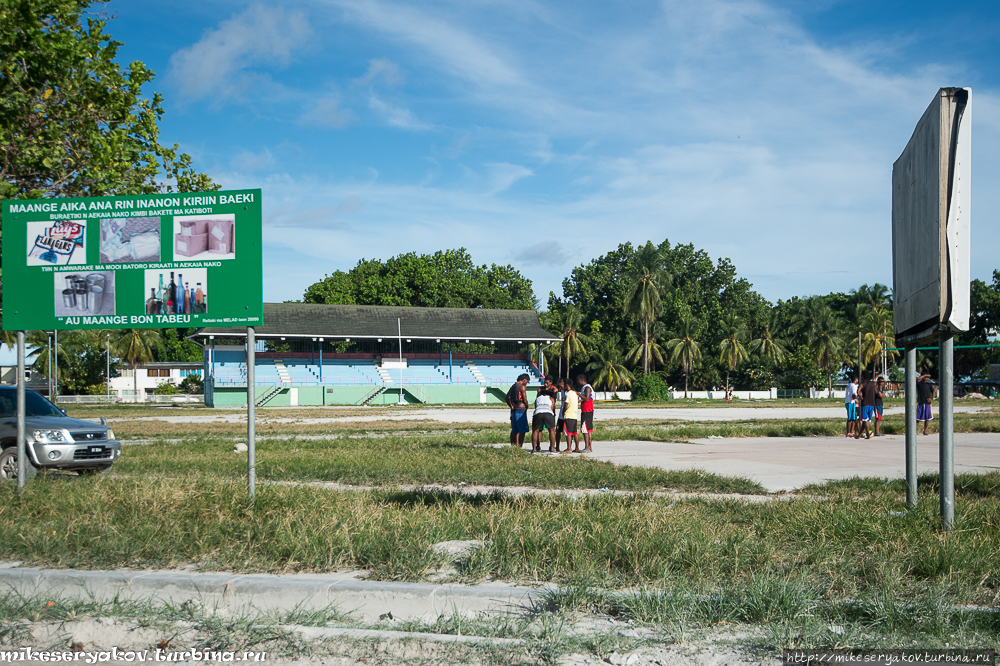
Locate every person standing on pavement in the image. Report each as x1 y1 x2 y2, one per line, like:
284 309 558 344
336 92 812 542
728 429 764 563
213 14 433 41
576 374 595 452
531 381 556 452
873 377 886 437
916 370 936 435
562 381 581 453
845 375 860 438
507 373 530 448
856 371 875 439
554 378 568 451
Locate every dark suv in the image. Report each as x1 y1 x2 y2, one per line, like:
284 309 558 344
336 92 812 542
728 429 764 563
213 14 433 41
0 387 121 479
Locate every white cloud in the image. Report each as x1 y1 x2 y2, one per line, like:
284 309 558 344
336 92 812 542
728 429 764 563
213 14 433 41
355 58 404 86
301 97 354 128
330 0 521 89
229 148 274 172
368 95 431 130
513 241 570 267
486 162 532 193
170 4 312 101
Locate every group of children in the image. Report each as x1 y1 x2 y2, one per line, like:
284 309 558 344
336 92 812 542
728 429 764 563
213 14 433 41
844 372 886 439
844 370 938 439
507 374 595 454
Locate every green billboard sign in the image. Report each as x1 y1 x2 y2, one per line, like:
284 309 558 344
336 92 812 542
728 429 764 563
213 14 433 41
2 188 262 331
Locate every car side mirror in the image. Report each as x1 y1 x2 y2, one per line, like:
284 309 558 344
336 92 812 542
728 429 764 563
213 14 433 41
60 408 68 416
100 417 107 425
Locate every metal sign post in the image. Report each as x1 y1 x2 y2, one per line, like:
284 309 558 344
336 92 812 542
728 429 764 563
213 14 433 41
247 326 256 501
16 331 26 493
939 333 955 529
397 318 405 405
891 87 971 532
905 346 917 509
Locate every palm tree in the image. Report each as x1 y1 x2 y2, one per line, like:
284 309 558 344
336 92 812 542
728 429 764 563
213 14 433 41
750 312 786 364
624 242 671 374
665 312 702 398
25 330 67 394
625 321 667 373
548 305 591 378
859 308 897 376
586 342 635 393
851 283 892 315
812 309 848 395
113 329 164 399
788 297 824 347
717 313 749 396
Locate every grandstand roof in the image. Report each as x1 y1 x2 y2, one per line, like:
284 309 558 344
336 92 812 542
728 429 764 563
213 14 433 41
191 303 559 342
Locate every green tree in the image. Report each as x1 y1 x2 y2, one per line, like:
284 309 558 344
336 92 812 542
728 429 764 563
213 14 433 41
717 313 749 394
625 322 667 373
780 345 823 389
0 0 216 200
0 0 216 332
750 312 786 364
586 341 635 392
624 242 670 374
546 305 591 378
155 328 203 363
113 329 163 397
787 297 825 348
665 312 702 398
859 307 896 376
812 308 848 394
554 238 770 384
303 249 536 310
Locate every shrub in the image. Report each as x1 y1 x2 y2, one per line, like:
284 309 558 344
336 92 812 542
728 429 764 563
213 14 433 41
153 381 179 395
631 373 671 402
179 373 204 395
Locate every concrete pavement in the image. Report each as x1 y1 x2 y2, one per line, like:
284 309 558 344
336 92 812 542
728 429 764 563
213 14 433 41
585 432 1000 491
0 565 542 622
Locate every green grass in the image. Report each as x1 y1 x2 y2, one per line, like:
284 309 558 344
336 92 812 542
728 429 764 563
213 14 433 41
112 432 765 493
2 473 998 602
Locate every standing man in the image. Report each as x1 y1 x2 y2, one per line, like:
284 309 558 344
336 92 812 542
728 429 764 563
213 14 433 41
562 383 580 453
916 370 936 435
576 374 595 453
873 377 885 437
856 371 875 440
845 375 859 438
507 373 530 448
531 380 556 452
554 378 568 451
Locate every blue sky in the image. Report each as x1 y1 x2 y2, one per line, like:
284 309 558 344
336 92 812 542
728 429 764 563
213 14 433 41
105 0 1000 308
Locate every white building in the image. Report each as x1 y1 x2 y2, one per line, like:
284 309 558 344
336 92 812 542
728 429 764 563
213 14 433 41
110 362 203 401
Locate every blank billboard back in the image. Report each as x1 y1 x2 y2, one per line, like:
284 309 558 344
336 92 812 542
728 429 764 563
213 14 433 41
891 87 970 346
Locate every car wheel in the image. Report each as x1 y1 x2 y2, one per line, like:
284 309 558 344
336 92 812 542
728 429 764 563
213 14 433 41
0 448 16 481
78 465 112 476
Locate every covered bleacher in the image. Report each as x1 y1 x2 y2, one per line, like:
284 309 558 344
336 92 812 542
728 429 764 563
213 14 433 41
191 303 560 407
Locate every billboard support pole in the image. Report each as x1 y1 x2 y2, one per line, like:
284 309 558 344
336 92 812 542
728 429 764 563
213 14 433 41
905 346 917 509
16 331 26 493
938 332 954 530
247 327 256 501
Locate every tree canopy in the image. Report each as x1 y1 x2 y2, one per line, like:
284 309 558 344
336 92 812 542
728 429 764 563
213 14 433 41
0 0 216 335
303 248 537 310
0 0 216 199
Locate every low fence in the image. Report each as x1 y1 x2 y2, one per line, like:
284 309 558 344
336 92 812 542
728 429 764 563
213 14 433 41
669 390 775 400
55 394 204 404
54 395 118 404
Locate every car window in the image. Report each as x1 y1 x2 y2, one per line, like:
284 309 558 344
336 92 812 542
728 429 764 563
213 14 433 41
0 390 65 417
